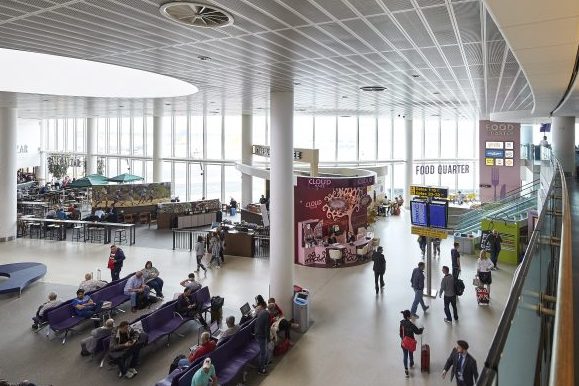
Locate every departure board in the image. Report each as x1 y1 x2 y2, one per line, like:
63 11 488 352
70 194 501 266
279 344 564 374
428 201 448 229
410 200 428 227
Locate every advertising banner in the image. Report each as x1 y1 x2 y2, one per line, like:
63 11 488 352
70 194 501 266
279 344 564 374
479 120 521 202
92 182 171 208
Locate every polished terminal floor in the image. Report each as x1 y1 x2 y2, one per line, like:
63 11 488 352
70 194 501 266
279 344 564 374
0 213 514 386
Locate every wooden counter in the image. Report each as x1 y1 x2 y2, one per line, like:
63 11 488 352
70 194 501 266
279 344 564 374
224 231 254 257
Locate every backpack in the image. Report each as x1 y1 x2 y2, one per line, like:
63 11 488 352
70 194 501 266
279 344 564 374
211 296 224 309
168 354 187 374
454 278 465 296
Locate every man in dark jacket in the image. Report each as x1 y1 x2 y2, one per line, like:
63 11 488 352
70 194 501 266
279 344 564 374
486 230 502 270
109 244 125 281
109 321 147 379
254 298 270 375
410 262 429 319
442 340 479 386
439 266 458 323
372 246 386 294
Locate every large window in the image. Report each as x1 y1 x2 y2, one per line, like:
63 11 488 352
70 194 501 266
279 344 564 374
337 116 357 161
294 114 313 149
41 111 480 204
224 115 241 160
359 116 376 161
377 115 392 160
206 115 222 160
315 115 336 162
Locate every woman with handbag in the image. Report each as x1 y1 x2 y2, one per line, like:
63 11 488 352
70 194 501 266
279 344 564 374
400 309 424 378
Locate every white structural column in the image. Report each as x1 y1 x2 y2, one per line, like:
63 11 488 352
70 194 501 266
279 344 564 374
153 115 164 183
551 116 576 175
0 107 17 241
241 113 253 207
404 118 413 207
269 91 295 314
86 117 97 175
36 121 46 184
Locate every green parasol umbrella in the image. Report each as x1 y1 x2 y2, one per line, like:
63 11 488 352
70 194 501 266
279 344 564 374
68 176 109 188
107 173 144 183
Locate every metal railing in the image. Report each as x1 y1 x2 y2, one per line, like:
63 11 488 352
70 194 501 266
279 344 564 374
172 229 207 251
477 155 574 386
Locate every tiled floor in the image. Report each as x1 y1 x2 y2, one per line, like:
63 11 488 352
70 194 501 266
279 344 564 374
0 211 514 385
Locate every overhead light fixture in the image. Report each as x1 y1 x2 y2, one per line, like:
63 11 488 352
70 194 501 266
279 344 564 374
360 86 386 92
411 74 420 78
293 82 301 85
198 55 212 61
160 2 234 28
433 92 440 95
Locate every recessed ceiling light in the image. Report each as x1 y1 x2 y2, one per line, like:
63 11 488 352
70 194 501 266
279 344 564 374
340 115 351 118
433 92 440 95
119 105 124 108
198 55 211 61
295 108 306 112
411 74 420 78
165 103 171 106
293 82 301 85
360 86 386 92
342 96 348 99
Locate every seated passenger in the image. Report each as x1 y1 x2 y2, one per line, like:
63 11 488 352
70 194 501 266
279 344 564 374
94 208 105 219
219 316 240 340
188 332 216 363
109 320 147 379
71 289 102 318
80 318 114 356
175 287 209 328
141 261 164 298
180 273 201 293
191 357 218 386
45 207 57 219
32 291 62 329
123 271 151 313
79 273 107 293
55 208 67 220
267 297 295 343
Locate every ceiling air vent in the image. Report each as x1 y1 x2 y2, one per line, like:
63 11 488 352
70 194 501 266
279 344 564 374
160 2 234 28
360 86 386 92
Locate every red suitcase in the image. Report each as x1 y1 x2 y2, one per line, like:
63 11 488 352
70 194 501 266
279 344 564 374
420 337 430 373
476 287 490 305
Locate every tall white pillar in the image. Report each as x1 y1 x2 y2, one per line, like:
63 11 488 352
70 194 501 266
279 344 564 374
269 91 294 314
404 118 413 208
0 107 17 241
520 124 533 145
241 113 253 207
86 117 97 175
36 121 46 184
551 116 576 175
153 115 163 182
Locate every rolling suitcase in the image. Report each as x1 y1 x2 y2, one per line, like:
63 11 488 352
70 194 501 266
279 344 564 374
420 335 430 373
476 286 490 305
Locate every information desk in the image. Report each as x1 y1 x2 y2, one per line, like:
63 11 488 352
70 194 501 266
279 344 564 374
18 218 136 245
297 237 373 268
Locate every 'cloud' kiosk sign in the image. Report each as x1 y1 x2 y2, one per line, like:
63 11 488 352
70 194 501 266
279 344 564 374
297 176 375 189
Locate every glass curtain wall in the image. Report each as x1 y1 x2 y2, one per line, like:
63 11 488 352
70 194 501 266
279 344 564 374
42 112 479 201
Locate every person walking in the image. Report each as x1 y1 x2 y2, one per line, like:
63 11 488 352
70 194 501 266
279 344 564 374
410 262 429 319
417 236 427 258
476 250 494 291
442 340 479 386
372 246 386 294
400 310 424 378
451 242 461 279
486 230 502 270
432 238 441 258
108 244 125 281
194 235 208 273
209 232 222 268
439 266 458 324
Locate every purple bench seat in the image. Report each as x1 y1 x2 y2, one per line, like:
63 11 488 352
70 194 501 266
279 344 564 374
46 300 92 344
89 273 133 310
174 319 258 386
141 301 192 344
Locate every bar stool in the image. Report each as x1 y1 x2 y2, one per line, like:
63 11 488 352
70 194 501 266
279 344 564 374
29 223 42 238
46 224 58 240
72 225 83 242
114 229 127 244
87 227 104 243
123 213 134 224
51 224 64 240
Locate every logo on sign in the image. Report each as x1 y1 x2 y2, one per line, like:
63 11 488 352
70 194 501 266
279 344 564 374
305 200 323 209
485 122 516 136
485 149 504 158
308 178 332 189
485 141 504 149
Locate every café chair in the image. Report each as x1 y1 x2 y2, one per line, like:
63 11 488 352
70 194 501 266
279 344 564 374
328 249 342 268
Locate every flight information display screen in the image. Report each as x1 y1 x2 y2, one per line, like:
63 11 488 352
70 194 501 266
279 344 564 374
429 201 448 229
410 200 428 227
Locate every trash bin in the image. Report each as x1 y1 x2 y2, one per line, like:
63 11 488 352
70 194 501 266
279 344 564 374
293 290 310 333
